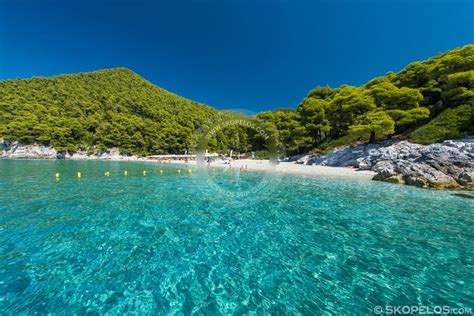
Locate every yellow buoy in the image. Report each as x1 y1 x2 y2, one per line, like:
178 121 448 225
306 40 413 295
55 172 60 178
124 171 128 176
77 172 81 178
160 170 163 174
177 169 181 173
104 171 110 176
188 169 192 174
143 170 147 176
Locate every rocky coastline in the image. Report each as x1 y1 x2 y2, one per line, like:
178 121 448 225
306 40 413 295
0 140 142 161
300 137 473 189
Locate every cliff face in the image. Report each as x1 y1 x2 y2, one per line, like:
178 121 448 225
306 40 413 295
304 137 474 189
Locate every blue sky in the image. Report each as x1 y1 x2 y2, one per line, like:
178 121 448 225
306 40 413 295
0 0 473 112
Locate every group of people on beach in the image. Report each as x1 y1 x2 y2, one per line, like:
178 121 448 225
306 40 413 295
239 165 248 171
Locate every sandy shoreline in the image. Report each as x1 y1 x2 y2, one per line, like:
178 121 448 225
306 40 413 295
160 159 376 180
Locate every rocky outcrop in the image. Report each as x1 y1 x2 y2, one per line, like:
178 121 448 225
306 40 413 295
0 140 57 159
0 139 140 161
371 160 462 189
306 137 474 189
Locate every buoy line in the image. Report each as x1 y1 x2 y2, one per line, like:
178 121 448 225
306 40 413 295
55 169 194 179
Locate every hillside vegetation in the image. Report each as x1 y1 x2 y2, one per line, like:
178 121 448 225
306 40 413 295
0 45 473 157
0 68 220 155
257 44 473 155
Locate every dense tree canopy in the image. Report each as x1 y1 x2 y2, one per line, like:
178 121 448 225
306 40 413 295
0 69 241 155
297 98 330 146
349 111 395 143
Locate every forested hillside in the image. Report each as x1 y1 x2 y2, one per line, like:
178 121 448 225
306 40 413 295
0 45 473 157
257 44 474 155
0 68 220 155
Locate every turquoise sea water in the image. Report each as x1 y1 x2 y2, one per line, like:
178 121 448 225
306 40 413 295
0 160 472 314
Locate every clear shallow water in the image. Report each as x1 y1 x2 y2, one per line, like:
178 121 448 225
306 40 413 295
0 160 472 314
